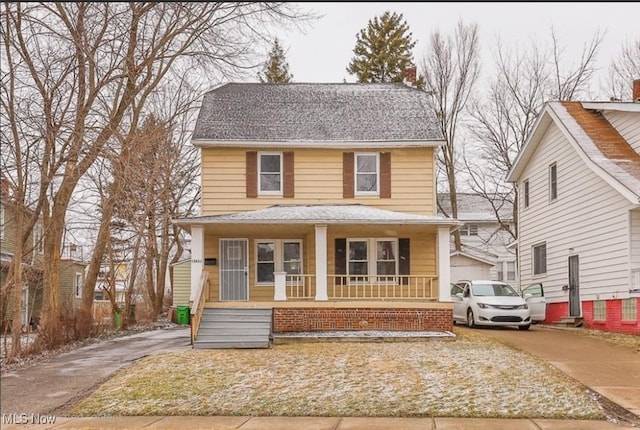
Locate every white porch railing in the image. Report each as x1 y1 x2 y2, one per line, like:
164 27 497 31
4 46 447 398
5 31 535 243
274 274 438 301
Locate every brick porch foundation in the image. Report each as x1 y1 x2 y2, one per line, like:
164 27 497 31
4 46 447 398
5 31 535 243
273 307 453 332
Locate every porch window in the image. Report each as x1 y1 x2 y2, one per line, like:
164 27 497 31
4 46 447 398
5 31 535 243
256 240 302 284
533 243 546 276
355 153 379 195
347 238 398 281
259 152 282 195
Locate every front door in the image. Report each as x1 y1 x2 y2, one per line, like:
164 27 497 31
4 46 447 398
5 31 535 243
568 255 580 316
220 239 248 301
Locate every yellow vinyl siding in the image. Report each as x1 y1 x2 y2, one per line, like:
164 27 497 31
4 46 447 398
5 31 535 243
201 147 435 215
172 261 191 306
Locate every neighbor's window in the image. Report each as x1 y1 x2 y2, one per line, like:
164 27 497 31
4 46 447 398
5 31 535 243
0 205 4 239
74 273 82 298
594 300 606 321
460 224 478 236
549 163 557 201
259 152 282 194
33 223 44 254
256 240 302 284
622 298 637 321
355 153 379 195
506 261 516 281
533 243 547 276
524 179 530 208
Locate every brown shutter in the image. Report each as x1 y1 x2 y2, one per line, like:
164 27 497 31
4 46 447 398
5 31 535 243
283 151 294 198
343 152 354 198
335 238 347 285
380 152 391 198
399 238 410 285
246 151 257 198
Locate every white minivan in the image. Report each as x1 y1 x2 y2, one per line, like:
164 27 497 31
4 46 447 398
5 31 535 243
451 280 546 331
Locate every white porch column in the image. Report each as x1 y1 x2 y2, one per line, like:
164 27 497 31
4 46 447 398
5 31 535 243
315 224 328 301
437 226 452 302
274 272 287 301
190 225 204 303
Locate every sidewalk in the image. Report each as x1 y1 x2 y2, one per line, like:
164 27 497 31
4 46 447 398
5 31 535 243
1 325 639 429
0 415 638 430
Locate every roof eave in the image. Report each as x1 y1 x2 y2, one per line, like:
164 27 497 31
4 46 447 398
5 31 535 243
191 139 445 149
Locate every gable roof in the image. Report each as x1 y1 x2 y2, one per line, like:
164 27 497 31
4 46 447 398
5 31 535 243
191 83 444 147
506 101 640 203
437 193 513 222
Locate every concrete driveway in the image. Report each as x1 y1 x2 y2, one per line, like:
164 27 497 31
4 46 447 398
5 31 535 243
1 326 191 415
464 325 640 422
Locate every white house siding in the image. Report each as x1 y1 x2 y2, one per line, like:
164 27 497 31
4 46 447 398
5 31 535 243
603 111 640 153
518 122 635 305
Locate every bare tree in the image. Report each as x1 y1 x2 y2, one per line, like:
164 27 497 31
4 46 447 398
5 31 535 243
420 20 481 250
604 38 640 101
466 30 603 239
2 2 311 348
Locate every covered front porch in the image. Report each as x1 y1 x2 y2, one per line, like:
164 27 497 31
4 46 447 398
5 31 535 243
175 204 458 346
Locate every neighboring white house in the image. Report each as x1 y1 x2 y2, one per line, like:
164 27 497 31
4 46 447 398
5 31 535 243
506 89 640 335
438 193 518 288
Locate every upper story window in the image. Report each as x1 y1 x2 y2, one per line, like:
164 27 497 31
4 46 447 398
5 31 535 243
355 153 379 195
259 152 282 195
549 163 557 201
460 224 478 236
523 179 530 208
533 242 547 276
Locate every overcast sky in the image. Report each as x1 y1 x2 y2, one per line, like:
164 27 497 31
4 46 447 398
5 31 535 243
275 2 639 98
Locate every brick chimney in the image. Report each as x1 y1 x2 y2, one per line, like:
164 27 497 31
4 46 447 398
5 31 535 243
634 79 640 102
403 66 417 87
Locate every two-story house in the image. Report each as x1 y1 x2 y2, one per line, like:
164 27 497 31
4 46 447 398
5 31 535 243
174 82 458 348
438 193 518 287
507 85 640 335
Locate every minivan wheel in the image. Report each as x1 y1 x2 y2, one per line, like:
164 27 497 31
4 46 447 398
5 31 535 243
519 324 531 331
466 309 475 328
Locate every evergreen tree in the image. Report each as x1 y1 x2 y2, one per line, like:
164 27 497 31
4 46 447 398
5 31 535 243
347 11 420 86
258 38 293 83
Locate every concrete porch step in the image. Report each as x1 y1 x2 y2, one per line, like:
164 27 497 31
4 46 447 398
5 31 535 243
553 316 584 328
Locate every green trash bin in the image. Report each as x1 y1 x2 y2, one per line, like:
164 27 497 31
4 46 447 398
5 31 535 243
176 306 190 325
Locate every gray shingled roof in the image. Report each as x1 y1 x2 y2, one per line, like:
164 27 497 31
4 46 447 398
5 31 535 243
173 204 458 225
191 83 443 143
437 193 513 221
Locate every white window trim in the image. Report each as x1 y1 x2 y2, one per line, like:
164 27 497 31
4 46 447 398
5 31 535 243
255 239 303 285
258 152 283 196
354 152 380 196
549 163 557 202
347 238 399 281
532 242 547 277
523 179 530 208
34 223 44 255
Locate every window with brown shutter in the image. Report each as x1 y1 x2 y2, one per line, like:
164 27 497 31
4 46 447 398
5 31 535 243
343 152 354 198
380 152 391 198
246 151 257 198
283 151 294 198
